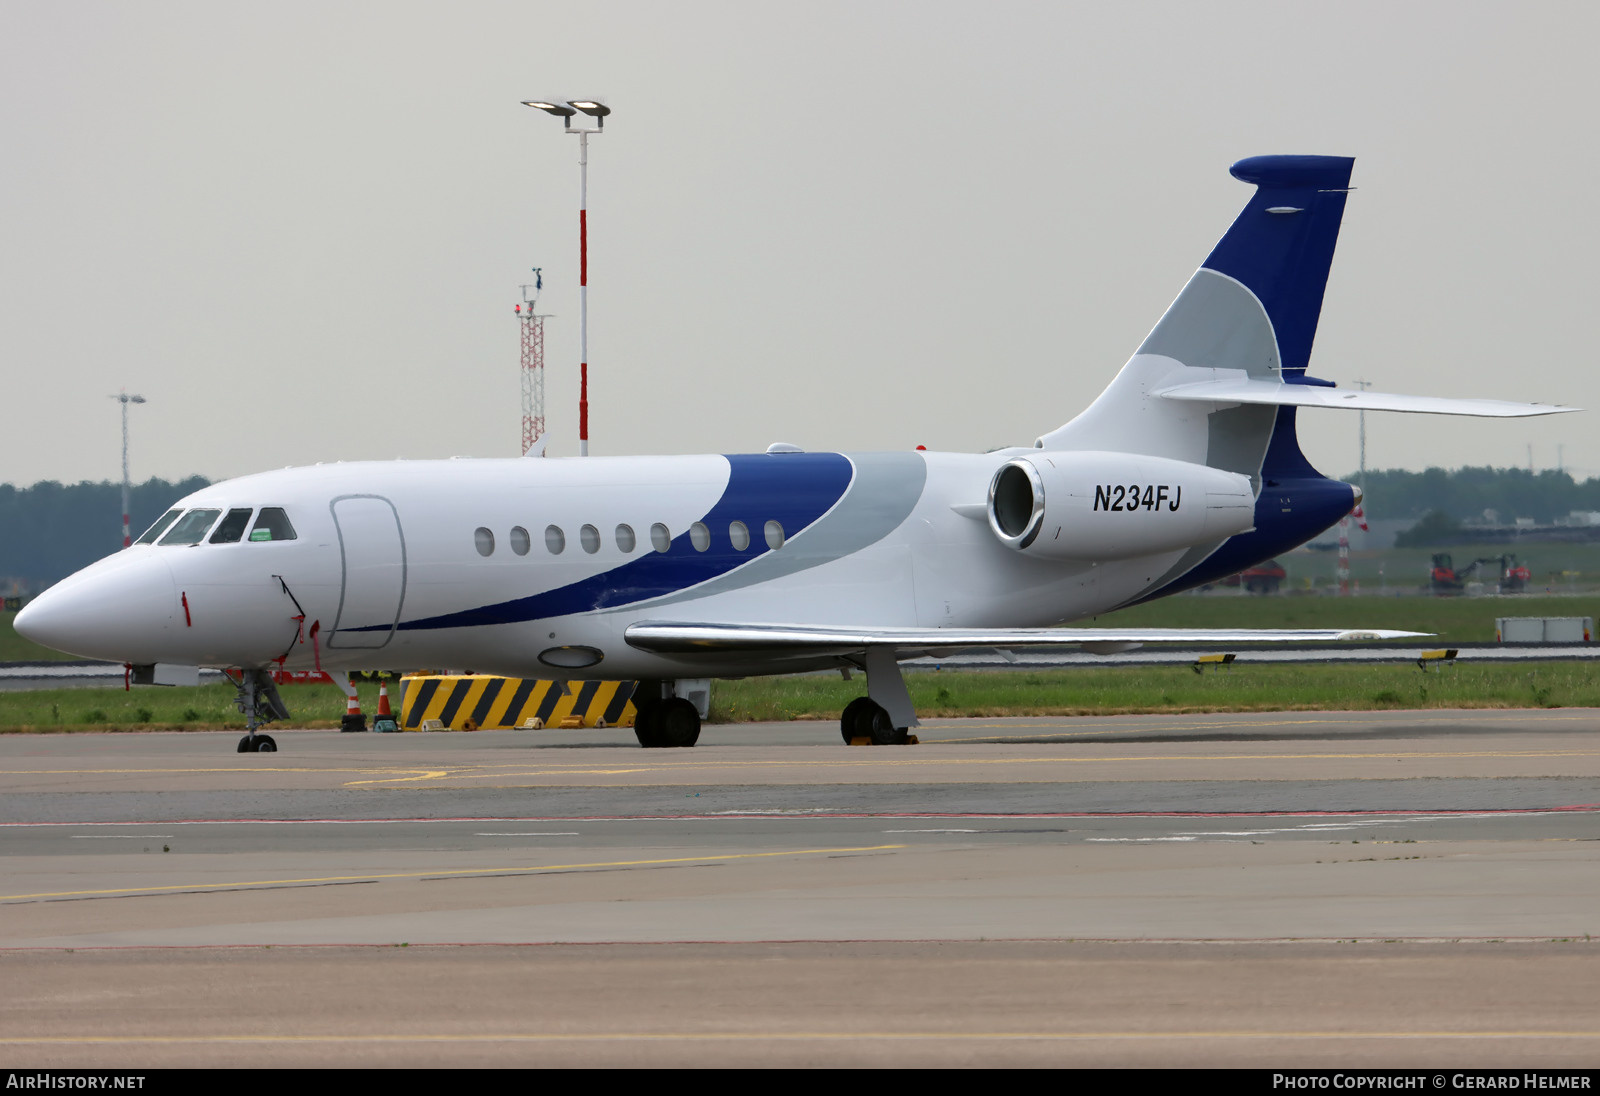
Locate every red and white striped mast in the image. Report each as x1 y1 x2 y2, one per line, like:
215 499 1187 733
522 98 610 456
110 390 146 546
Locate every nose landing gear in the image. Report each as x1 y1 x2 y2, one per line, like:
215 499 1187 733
231 668 290 753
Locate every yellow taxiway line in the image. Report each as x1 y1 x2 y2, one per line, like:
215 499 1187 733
0 844 905 903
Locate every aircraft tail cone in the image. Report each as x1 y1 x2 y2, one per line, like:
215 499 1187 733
340 691 367 733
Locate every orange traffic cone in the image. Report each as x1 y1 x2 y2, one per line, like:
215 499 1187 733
340 690 367 733
373 681 399 733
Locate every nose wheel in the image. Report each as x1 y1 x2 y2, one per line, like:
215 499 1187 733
230 668 290 753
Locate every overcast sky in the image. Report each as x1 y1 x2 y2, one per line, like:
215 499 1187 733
3 1 1596 494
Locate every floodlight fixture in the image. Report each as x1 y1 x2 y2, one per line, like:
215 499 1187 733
522 100 578 127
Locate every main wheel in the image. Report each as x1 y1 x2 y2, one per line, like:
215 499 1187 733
237 734 254 753
842 698 903 745
633 705 663 748
254 735 277 753
840 697 874 744
861 705 906 746
656 698 701 748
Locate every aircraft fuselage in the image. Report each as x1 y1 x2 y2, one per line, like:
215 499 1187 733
27 447 1305 680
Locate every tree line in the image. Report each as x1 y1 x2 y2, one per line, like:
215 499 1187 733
1 477 211 591
1347 466 1600 527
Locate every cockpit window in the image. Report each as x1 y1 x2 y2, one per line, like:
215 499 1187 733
248 507 297 542
209 508 254 544
158 509 223 545
134 510 183 545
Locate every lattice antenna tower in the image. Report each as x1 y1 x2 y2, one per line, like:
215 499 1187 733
110 390 146 546
516 269 550 455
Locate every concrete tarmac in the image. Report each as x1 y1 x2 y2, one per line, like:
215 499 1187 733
2 709 1598 1067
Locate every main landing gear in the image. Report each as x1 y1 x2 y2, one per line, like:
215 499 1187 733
628 661 920 749
839 697 908 745
839 648 918 746
632 680 705 748
231 667 290 753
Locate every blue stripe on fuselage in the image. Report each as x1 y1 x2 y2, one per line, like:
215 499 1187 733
390 452 854 631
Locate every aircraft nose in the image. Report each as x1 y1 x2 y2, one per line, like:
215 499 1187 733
14 553 178 661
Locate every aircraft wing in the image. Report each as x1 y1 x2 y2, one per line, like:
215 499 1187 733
1152 376 1576 418
625 622 1425 659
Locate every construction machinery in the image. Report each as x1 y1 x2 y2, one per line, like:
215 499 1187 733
1430 553 1530 595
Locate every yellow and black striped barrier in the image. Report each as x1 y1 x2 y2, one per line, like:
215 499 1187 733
400 675 637 731
1417 648 1459 672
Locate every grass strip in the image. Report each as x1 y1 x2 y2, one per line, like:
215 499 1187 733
710 662 1600 722
1 662 1595 733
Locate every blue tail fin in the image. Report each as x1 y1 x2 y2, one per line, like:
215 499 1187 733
1041 155 1359 601
1202 155 1353 380
1040 155 1354 479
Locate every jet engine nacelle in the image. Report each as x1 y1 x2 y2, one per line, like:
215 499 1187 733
987 451 1256 560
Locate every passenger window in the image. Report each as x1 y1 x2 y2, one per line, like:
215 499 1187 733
248 508 297 542
135 510 183 545
209 508 254 544
650 523 671 553
765 520 785 550
159 509 222 545
616 524 636 553
580 524 601 554
689 522 710 552
474 527 495 557
545 525 565 554
510 526 531 556
729 520 750 551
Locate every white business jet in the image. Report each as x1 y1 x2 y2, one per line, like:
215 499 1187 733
15 155 1572 752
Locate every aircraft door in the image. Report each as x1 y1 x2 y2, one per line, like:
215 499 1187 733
328 495 406 649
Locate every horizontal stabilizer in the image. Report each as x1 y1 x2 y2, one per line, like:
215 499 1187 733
626 621 1425 658
1154 375 1576 418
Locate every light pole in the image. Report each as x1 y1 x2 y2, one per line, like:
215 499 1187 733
522 98 610 457
111 391 146 547
1354 378 1371 503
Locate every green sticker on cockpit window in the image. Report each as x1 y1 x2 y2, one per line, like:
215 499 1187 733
249 529 272 542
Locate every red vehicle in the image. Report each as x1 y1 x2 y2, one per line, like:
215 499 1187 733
1223 559 1286 594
